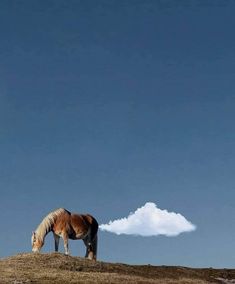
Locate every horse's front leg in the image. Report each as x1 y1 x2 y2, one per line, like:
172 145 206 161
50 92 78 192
62 233 69 255
53 233 60 252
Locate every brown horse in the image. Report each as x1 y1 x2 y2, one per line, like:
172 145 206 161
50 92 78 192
31 208 98 260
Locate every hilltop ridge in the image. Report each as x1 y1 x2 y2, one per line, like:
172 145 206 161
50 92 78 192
0 253 234 283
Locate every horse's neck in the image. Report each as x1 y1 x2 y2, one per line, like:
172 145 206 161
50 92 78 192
36 220 53 241
35 209 67 240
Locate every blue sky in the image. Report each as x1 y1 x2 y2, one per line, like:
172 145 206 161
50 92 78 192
1 0 235 268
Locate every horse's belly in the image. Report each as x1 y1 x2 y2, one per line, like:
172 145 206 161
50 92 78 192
69 232 87 240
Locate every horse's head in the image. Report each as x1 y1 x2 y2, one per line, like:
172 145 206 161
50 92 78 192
31 231 44 253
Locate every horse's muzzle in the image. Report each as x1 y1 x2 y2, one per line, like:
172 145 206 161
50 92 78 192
32 248 40 253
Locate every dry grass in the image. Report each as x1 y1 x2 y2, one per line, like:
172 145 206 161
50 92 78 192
0 253 234 283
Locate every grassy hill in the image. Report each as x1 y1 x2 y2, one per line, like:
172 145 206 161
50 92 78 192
0 253 234 283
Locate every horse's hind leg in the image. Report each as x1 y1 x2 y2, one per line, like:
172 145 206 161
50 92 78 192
53 233 60 252
86 218 98 260
83 237 89 258
88 235 97 260
83 235 97 260
91 235 97 260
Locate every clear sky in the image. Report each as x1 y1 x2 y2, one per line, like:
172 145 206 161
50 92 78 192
1 0 235 268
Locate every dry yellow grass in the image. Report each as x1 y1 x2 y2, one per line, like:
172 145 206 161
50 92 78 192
0 253 234 283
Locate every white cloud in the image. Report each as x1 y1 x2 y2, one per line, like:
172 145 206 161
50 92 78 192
99 202 196 237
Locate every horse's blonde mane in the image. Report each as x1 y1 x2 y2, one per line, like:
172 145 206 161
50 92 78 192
36 208 67 240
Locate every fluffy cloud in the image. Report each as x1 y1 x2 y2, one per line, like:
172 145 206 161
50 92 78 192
99 202 196 237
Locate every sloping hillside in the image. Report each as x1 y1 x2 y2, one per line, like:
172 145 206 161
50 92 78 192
0 253 234 284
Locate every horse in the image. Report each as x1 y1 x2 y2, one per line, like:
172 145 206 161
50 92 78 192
31 208 98 260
